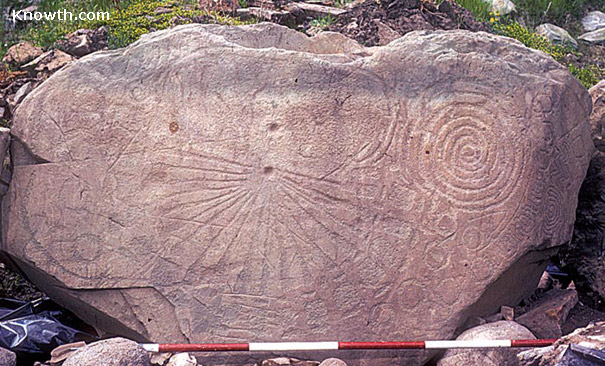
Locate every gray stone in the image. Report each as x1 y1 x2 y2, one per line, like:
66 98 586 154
579 28 605 45
57 27 108 58
582 11 605 32
515 289 578 338
21 49 75 76
3 23 593 366
13 81 34 105
154 7 173 15
166 353 197 366
518 322 605 366
319 359 347 366
286 2 346 17
63 338 150 366
150 353 173 366
536 23 578 48
437 321 535 366
1 42 43 67
0 346 16 366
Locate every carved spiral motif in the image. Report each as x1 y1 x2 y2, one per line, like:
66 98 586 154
542 184 566 236
405 87 526 210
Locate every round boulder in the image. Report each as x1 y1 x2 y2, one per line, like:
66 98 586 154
63 338 150 366
437 321 535 366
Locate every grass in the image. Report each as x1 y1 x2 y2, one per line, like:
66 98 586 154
333 0 354 8
1 0 257 58
454 0 492 21
513 0 586 28
309 14 335 29
494 19 604 88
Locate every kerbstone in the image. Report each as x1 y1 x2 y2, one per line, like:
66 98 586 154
2 23 593 366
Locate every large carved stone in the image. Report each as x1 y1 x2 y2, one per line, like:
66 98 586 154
559 80 605 304
1 23 593 366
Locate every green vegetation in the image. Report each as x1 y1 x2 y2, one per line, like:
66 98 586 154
493 20 569 60
309 14 335 29
513 0 586 28
567 64 604 90
1 0 257 58
453 0 491 21
90 0 256 48
333 0 353 9
494 19 604 88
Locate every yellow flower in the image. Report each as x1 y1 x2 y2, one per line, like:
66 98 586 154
490 17 495 23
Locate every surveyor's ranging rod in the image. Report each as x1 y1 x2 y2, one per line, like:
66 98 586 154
141 339 557 353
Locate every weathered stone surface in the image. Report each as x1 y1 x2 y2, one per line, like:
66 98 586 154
21 49 75 76
57 27 109 58
2 23 593 366
579 28 605 45
437 321 535 366
63 338 150 366
1 42 43 67
518 322 605 366
0 346 16 366
319 359 347 366
537 23 578 48
515 289 578 338
582 11 605 32
166 353 197 366
559 80 605 305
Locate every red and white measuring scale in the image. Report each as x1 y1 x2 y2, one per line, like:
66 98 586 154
142 339 557 353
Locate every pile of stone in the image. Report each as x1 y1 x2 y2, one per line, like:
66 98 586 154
0 26 108 125
537 10 605 47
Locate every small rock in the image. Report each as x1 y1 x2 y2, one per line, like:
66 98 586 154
375 21 401 45
437 321 535 366
515 288 578 338
150 352 173 366
57 27 108 58
2 42 43 67
518 322 605 366
235 7 297 27
536 23 578 48
582 11 605 32
0 346 16 366
262 358 292 366
538 270 553 290
501 305 515 321
22 50 75 76
63 338 151 366
13 81 34 105
591 80 605 139
286 2 346 18
154 7 173 15
166 353 197 366
579 28 605 45
319 358 347 366
0 128 11 165
484 0 515 15
292 361 320 366
49 341 87 364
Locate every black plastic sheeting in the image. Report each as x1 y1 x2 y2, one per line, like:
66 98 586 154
0 298 95 355
557 344 605 366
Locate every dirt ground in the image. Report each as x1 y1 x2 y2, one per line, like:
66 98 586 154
328 0 488 46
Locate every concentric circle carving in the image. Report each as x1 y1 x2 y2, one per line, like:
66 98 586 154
405 86 526 210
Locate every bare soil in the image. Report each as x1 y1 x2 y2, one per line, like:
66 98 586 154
327 0 488 46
